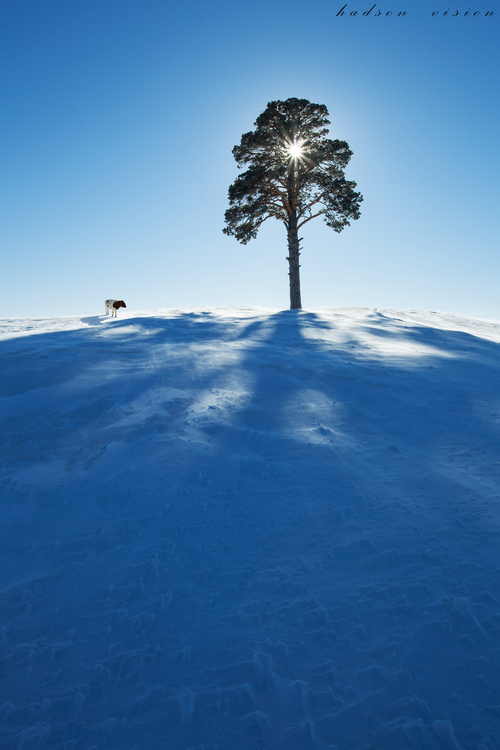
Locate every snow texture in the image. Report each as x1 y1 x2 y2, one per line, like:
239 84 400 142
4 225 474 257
1 306 500 750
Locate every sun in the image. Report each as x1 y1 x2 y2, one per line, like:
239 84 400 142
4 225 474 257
287 140 304 159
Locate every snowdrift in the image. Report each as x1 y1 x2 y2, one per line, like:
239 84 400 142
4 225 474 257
1 306 500 750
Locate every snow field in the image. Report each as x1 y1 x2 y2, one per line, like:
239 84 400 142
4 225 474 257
0 306 500 750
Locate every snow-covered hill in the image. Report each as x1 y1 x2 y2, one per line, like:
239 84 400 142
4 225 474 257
1 306 500 750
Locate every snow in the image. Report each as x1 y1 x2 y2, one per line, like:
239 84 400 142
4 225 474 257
1 305 500 750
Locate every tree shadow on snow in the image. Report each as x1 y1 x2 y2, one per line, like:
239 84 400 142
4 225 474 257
2 310 500 748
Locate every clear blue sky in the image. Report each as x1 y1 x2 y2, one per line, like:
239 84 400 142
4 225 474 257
1 0 498 319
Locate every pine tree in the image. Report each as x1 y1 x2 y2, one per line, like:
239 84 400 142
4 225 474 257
223 98 363 309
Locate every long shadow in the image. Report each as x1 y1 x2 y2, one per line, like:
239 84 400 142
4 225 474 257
2 307 498 466
178 309 500 748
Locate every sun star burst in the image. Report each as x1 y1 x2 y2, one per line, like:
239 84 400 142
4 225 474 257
287 140 304 159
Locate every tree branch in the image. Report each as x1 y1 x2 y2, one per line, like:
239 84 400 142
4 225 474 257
297 210 326 228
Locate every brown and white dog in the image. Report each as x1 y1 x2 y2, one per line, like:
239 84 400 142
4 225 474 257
105 299 127 317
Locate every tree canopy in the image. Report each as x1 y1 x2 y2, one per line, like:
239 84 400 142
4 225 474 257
223 98 363 309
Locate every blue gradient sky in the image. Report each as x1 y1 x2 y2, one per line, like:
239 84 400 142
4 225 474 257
1 0 498 318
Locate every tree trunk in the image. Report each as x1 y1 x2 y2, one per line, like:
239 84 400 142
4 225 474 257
287 211 302 310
